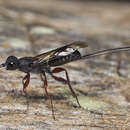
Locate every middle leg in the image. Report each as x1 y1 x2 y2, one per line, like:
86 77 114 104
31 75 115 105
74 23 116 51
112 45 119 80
40 72 55 120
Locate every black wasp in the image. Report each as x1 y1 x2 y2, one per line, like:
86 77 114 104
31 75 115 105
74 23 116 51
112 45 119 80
1 41 130 119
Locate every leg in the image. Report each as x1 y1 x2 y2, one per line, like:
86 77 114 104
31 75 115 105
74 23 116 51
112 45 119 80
51 67 81 107
22 73 30 110
40 72 55 120
22 73 30 94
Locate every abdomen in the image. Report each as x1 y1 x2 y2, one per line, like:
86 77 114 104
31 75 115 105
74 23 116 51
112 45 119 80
48 50 81 67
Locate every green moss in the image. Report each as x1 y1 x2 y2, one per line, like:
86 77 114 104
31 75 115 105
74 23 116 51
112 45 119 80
70 96 109 110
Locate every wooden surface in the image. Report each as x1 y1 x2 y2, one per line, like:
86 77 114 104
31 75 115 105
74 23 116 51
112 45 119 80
0 0 130 129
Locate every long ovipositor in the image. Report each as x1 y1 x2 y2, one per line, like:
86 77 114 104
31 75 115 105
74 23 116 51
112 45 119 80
81 46 130 60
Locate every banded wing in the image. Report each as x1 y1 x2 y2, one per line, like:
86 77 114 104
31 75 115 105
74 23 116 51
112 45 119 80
34 41 88 64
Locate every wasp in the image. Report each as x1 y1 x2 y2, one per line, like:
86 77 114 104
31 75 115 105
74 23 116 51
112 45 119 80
0 41 130 119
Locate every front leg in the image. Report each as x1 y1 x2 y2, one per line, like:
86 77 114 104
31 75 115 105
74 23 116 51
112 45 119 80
51 67 81 107
22 73 30 110
22 73 30 95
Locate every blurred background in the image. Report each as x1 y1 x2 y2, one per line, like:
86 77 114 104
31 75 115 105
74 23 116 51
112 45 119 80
0 0 130 55
0 0 130 129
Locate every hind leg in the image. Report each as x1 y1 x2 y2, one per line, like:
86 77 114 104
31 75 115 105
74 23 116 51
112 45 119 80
51 67 81 107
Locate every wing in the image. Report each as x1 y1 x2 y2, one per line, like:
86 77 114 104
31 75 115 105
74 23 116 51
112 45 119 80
34 41 88 63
